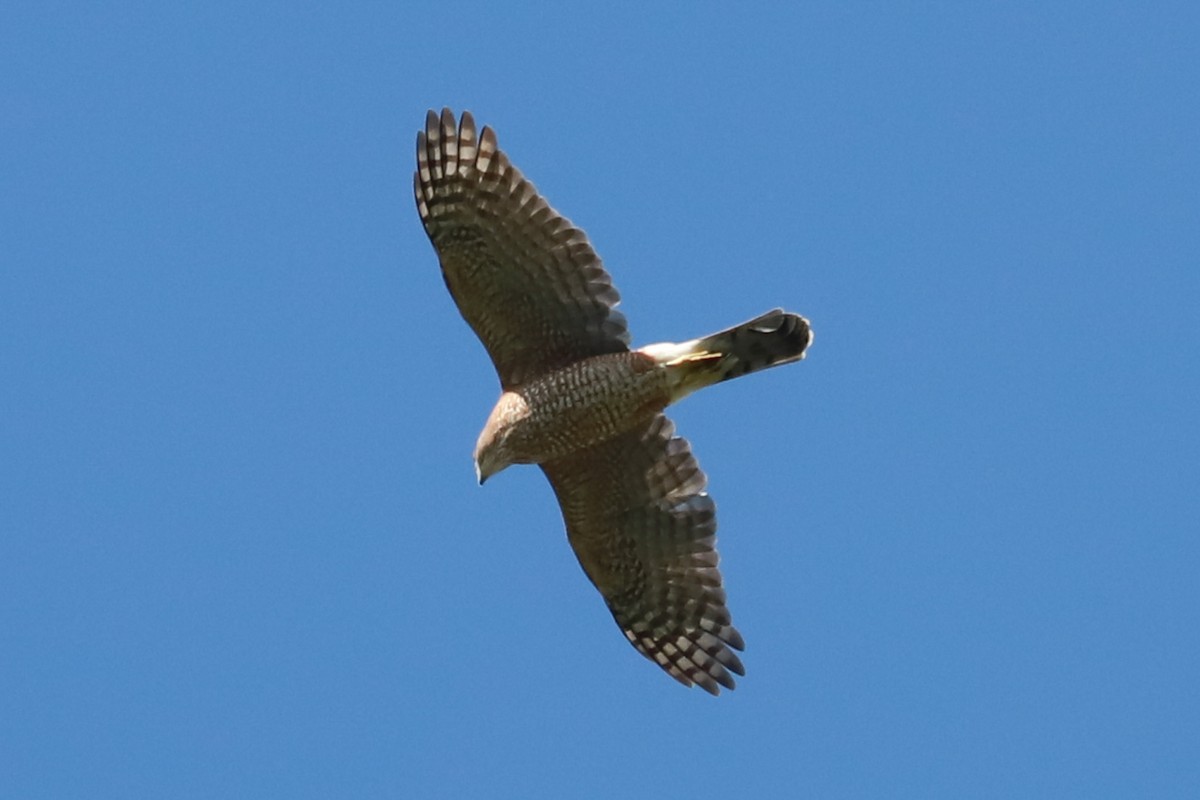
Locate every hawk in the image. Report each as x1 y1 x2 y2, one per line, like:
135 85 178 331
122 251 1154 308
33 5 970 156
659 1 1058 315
414 109 812 694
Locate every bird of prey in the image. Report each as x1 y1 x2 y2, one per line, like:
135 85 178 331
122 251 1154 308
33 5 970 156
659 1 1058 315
414 108 812 694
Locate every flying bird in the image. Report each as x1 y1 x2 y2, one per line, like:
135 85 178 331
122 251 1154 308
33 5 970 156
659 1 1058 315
414 109 812 694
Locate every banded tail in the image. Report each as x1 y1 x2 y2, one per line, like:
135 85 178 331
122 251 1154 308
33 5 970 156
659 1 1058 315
640 309 813 401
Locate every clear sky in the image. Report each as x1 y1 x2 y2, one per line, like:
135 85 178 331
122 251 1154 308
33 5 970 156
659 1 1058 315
3 2 1198 797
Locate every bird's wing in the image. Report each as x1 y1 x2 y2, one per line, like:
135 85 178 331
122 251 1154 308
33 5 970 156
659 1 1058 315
415 108 630 389
541 414 745 694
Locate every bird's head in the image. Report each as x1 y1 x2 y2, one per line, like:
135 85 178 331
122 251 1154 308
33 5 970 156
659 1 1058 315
473 438 509 485
473 391 529 485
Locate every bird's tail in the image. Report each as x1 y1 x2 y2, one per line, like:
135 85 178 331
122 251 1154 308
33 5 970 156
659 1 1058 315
641 309 812 401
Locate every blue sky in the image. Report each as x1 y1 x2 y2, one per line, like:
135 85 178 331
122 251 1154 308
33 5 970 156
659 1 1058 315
3 2 1198 797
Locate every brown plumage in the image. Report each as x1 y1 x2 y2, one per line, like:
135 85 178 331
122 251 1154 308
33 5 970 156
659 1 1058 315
415 108 812 694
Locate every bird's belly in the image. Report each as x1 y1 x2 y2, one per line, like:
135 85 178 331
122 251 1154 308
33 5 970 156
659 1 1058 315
505 353 670 463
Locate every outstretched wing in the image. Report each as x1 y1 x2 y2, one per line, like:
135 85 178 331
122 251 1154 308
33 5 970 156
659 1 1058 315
541 414 745 694
415 108 631 389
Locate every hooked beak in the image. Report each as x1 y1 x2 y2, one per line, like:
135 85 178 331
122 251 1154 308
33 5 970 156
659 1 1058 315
475 461 486 486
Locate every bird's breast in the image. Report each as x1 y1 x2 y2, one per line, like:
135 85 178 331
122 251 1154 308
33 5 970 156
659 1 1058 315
497 353 670 464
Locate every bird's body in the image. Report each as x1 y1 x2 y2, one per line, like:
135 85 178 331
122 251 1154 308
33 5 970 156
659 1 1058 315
477 352 667 475
476 312 813 478
414 109 812 694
